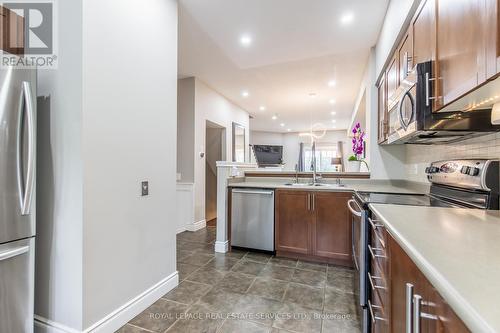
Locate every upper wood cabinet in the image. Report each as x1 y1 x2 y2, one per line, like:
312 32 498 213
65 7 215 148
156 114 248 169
312 192 352 261
275 190 312 255
411 0 438 112
412 0 436 66
435 0 488 108
386 55 399 102
398 31 413 83
377 0 500 141
0 5 24 55
275 190 352 265
377 73 388 144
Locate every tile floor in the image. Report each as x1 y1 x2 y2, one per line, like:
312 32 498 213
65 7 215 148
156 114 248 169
116 226 361 333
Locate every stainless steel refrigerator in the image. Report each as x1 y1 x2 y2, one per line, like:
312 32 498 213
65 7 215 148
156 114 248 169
0 57 37 333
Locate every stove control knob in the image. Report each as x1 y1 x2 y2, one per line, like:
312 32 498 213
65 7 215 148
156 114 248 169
461 166 470 174
425 167 431 174
468 167 480 176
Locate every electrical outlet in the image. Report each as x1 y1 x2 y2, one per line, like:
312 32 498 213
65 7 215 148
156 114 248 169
141 181 149 196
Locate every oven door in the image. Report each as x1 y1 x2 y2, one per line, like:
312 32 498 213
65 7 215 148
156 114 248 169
347 198 365 305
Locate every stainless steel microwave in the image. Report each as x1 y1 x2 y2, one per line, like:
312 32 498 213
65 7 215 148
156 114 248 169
386 61 500 145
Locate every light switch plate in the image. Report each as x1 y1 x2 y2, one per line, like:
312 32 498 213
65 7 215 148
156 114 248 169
141 181 149 196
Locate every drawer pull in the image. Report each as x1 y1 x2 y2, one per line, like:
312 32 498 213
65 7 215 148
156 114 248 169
368 244 387 259
368 217 384 230
374 232 386 248
368 272 386 290
368 300 386 323
413 294 439 332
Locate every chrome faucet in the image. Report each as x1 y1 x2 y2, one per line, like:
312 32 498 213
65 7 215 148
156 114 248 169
311 142 321 184
294 164 299 184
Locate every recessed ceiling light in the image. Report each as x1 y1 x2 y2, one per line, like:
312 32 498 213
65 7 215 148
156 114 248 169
280 123 285 127
242 90 249 97
340 12 354 25
272 115 278 120
328 80 336 87
329 99 336 105
287 128 291 132
259 106 266 111
331 119 337 123
240 35 252 47
331 111 337 115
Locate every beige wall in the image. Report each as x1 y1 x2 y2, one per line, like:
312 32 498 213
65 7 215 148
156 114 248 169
177 78 250 224
35 0 83 329
82 0 178 328
177 77 195 182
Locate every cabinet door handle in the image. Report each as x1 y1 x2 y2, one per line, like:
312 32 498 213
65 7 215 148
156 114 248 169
368 244 387 259
406 283 414 333
413 293 438 333
368 217 384 230
368 300 386 324
312 194 315 211
368 272 386 290
307 194 311 211
425 72 440 107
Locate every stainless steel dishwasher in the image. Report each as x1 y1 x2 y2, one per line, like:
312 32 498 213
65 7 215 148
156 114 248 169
231 188 275 252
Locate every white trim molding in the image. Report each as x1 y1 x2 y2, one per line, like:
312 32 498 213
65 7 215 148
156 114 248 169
35 272 179 333
214 240 229 253
35 317 80 333
186 219 206 232
176 182 194 234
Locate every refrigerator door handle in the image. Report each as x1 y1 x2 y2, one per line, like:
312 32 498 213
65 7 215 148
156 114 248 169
16 81 35 216
0 245 29 262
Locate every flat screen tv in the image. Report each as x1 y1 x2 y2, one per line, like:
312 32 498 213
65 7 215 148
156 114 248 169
252 145 283 166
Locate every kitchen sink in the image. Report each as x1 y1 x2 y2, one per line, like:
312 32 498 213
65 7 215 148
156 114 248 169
284 183 346 188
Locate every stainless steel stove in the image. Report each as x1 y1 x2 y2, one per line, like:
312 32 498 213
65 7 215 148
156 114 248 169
347 159 499 332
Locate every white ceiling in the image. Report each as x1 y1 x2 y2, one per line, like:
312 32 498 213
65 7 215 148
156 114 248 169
179 0 389 133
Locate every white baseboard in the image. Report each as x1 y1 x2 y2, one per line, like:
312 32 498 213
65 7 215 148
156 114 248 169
214 240 229 253
186 219 206 232
176 226 186 234
35 272 179 333
35 317 80 333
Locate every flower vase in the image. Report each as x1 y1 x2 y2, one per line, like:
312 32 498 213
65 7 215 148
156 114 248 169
348 160 361 172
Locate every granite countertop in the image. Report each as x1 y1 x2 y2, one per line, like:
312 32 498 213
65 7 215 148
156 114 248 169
228 179 428 194
369 204 500 333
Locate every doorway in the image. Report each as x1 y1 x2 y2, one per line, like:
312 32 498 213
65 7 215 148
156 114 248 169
205 121 225 227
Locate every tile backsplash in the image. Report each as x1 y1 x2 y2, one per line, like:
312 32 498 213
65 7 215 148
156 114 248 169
405 132 500 182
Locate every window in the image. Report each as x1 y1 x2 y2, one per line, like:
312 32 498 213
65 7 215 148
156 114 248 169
304 144 341 172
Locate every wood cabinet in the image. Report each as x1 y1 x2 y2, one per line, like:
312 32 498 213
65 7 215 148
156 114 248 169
312 192 352 261
386 55 399 103
0 5 24 55
275 190 352 266
398 31 413 83
388 235 469 333
275 190 312 255
377 0 500 141
435 0 488 108
412 0 436 68
377 73 387 144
